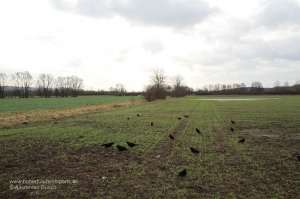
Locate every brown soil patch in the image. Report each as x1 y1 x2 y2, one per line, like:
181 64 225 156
240 128 300 140
0 119 193 198
0 139 143 198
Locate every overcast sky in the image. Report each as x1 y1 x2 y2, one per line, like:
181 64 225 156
0 0 300 91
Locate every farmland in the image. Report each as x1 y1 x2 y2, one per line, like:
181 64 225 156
0 95 299 198
0 96 141 113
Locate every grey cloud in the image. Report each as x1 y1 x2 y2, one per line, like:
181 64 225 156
258 0 300 27
174 31 300 71
235 34 300 61
51 0 216 27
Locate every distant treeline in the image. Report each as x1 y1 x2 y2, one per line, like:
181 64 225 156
1 71 300 99
0 72 83 98
194 81 300 95
0 71 142 98
142 71 300 101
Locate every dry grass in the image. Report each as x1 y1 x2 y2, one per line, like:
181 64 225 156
0 99 144 128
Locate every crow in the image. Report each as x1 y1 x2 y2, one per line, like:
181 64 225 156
126 141 138 147
102 142 114 148
116 145 127 151
190 147 200 154
178 117 182 120
230 127 234 132
127 117 130 120
169 134 175 140
184 115 189 118
22 121 28 125
231 120 236 124
137 113 141 117
238 138 245 143
195 128 201 134
150 122 154 126
178 169 187 177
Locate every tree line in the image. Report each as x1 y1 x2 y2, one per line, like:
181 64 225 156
1 70 300 100
195 81 300 95
143 70 300 101
0 71 83 98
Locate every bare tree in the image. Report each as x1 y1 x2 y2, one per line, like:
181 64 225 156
55 76 66 97
70 76 83 96
112 83 126 96
37 73 54 97
144 69 168 101
151 69 166 89
54 76 83 97
274 80 281 88
12 71 33 98
172 75 190 97
174 75 183 88
251 81 264 94
0 73 7 98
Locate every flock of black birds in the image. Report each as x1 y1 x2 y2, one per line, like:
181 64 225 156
101 141 138 151
230 120 246 144
169 117 206 177
104 113 205 177
101 114 299 179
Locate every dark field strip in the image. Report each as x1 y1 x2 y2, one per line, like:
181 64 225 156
0 96 300 198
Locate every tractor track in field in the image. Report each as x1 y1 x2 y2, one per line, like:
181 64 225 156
143 118 189 163
115 118 191 197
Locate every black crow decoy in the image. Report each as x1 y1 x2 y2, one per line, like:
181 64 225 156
178 169 187 177
230 127 234 132
137 113 141 117
127 117 130 120
126 141 138 147
169 134 175 140
177 117 182 120
190 147 200 154
195 128 201 134
116 145 127 151
238 138 245 143
231 120 236 124
102 142 114 148
150 122 154 126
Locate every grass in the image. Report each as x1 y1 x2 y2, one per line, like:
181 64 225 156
0 95 299 198
0 95 141 113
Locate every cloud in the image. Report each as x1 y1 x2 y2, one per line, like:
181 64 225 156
236 35 300 61
257 0 300 27
51 0 217 27
142 40 164 54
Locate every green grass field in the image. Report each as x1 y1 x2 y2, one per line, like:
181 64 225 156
0 95 299 198
0 95 140 113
